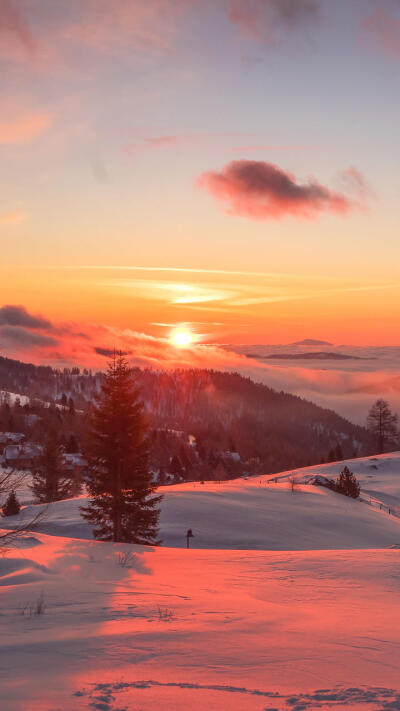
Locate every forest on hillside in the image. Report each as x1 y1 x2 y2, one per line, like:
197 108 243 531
0 355 372 479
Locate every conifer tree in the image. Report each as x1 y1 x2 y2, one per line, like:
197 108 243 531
81 354 162 544
66 434 79 453
213 459 227 482
170 455 183 482
335 443 343 461
158 465 167 486
2 490 20 516
32 427 72 502
334 466 360 499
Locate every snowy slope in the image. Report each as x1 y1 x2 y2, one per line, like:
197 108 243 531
0 533 400 711
3 453 400 550
268 452 400 517
1 455 400 710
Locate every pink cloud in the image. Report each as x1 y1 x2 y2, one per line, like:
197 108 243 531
0 0 37 58
62 0 174 53
0 0 195 67
361 7 400 60
0 1 321 70
0 113 51 144
197 160 354 220
339 166 375 201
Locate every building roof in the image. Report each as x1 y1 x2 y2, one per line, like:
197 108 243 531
63 453 88 467
0 432 25 444
3 443 42 460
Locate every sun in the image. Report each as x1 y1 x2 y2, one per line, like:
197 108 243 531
170 327 194 348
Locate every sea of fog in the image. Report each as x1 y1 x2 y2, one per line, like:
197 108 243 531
225 344 400 424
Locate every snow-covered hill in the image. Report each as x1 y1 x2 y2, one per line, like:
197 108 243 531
2 455 400 711
4 453 400 550
269 451 400 518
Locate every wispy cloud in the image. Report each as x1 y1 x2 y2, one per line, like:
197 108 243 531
361 6 400 60
228 283 399 307
66 265 338 281
123 131 254 156
0 0 37 58
0 0 195 67
230 143 309 153
228 0 320 45
338 166 375 201
105 278 238 305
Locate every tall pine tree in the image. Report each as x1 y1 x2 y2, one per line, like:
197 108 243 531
81 354 162 544
32 427 72 502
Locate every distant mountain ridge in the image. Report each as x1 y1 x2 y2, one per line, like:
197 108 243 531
245 351 370 361
292 339 333 346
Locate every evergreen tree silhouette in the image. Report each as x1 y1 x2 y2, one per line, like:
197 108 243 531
335 466 360 499
2 490 20 516
81 353 162 543
32 427 72 502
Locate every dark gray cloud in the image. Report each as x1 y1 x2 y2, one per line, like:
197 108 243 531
0 325 58 347
95 347 132 358
0 304 52 330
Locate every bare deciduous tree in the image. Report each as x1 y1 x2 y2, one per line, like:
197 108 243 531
0 468 47 551
367 400 398 454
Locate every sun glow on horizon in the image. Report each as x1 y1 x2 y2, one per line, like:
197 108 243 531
170 327 195 348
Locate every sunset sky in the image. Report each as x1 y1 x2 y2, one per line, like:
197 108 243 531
1 0 400 365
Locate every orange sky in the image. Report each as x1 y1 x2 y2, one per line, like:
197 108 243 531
1 265 400 350
1 0 400 361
